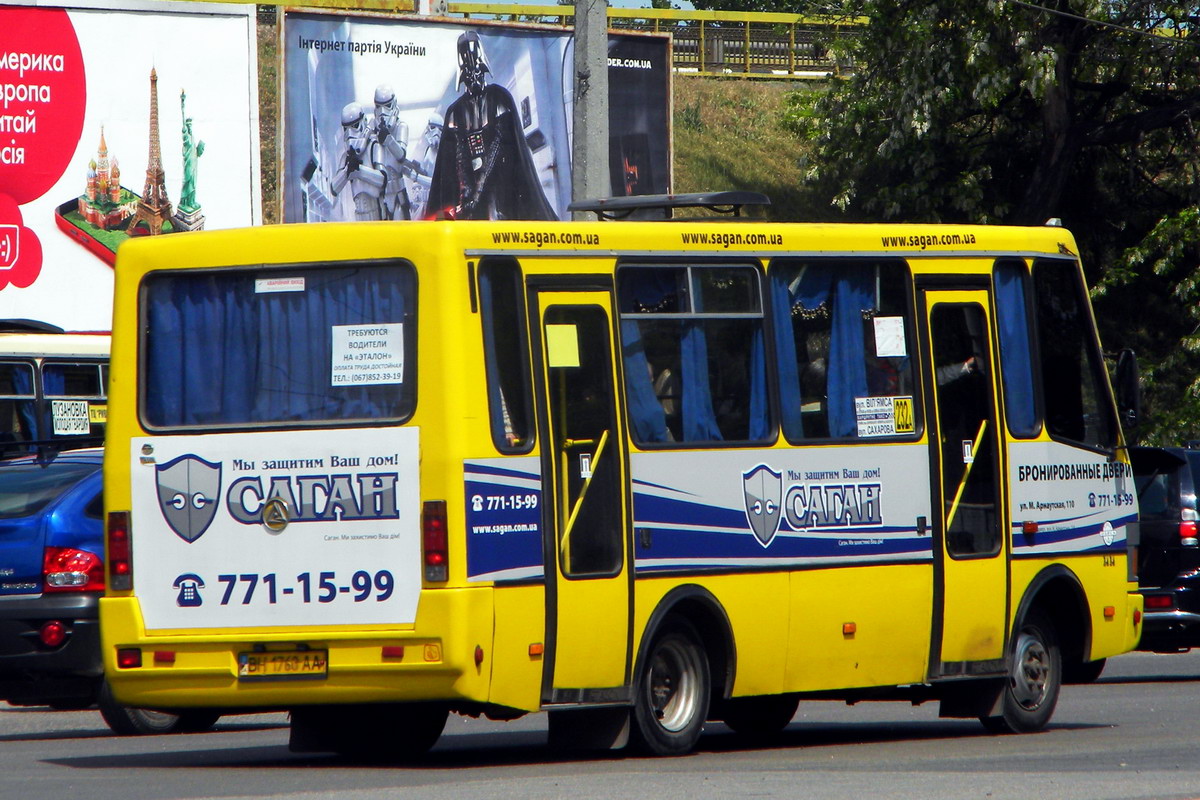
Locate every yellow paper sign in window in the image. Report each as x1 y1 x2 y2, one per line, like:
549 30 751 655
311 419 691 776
546 324 580 368
893 397 914 433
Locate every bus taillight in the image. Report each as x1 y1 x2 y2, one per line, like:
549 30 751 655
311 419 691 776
107 511 133 591
422 501 448 582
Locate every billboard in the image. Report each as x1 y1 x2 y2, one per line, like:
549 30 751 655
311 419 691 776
282 11 671 223
0 0 260 331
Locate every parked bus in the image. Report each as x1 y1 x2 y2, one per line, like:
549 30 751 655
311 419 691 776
99 194 1142 757
0 321 108 457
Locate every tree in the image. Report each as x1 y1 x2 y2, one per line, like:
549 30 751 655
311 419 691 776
786 0 1200 441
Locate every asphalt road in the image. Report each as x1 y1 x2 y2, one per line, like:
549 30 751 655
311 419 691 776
4 651 1200 800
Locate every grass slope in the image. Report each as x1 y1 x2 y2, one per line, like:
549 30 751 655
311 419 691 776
672 78 820 222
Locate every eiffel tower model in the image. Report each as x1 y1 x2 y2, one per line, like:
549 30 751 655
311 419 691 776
128 67 173 236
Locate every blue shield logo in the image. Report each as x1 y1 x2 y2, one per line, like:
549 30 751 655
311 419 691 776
156 455 222 543
743 464 782 547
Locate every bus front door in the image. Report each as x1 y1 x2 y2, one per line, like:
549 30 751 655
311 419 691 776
920 288 1009 677
531 290 632 704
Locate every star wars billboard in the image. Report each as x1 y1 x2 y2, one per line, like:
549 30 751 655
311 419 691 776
282 11 671 223
0 0 261 332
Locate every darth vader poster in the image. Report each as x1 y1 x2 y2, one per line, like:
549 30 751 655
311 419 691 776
282 11 670 223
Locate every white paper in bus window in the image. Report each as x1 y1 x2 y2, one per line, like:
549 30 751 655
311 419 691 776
51 400 90 435
873 316 907 358
255 277 306 293
331 324 404 386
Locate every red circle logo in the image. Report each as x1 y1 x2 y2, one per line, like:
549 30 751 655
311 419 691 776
0 7 87 205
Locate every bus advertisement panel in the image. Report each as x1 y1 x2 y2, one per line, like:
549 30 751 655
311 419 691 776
0 0 260 332
281 11 671 223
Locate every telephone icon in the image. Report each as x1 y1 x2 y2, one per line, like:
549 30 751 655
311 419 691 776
173 573 205 607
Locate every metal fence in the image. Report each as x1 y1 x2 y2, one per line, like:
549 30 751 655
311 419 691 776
252 2 861 79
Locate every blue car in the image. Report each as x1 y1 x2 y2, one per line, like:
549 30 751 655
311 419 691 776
0 447 218 734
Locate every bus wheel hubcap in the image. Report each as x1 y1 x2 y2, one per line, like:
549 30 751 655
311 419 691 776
1011 630 1049 709
649 638 698 732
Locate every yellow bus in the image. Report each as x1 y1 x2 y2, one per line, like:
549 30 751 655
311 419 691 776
100 193 1142 756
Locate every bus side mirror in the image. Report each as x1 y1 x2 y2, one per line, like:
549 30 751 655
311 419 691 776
1115 348 1141 440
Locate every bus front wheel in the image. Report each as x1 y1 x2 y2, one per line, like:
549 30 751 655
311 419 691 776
980 608 1061 734
630 616 710 756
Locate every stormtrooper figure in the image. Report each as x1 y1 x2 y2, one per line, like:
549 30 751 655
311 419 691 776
426 31 555 220
372 85 413 220
330 102 386 221
408 113 443 219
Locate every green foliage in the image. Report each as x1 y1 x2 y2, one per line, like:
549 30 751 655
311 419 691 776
1096 206 1200 444
793 0 1200 441
691 0 826 13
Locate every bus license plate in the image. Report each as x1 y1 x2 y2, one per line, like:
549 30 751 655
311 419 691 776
238 650 328 681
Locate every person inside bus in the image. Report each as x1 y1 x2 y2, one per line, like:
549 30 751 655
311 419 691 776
936 355 981 386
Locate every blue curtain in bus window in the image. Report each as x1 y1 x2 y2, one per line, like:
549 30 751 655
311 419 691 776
681 320 722 441
994 262 1037 437
769 271 804 438
748 326 768 440
777 264 872 438
479 267 512 444
620 269 722 442
146 269 409 426
40 367 66 438
619 320 669 443
10 366 39 441
829 269 872 438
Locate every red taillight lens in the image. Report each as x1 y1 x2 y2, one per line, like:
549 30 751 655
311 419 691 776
422 500 448 582
1144 594 1175 610
1180 519 1198 545
107 511 132 591
39 620 67 648
116 648 142 669
43 547 105 592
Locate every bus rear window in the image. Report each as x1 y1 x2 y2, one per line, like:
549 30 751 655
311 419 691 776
141 261 416 429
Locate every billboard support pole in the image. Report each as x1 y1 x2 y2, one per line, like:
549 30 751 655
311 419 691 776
571 0 610 219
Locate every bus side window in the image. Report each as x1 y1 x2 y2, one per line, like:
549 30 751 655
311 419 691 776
618 264 770 446
0 361 37 453
1031 259 1116 450
770 259 917 442
992 259 1039 438
43 361 107 437
478 258 535 452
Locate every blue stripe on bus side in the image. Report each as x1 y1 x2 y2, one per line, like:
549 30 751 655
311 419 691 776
465 463 545 581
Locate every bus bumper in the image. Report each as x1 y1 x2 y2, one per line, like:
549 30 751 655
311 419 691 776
99 587 495 712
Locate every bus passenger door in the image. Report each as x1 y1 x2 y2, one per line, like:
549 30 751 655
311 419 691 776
919 288 1009 677
530 289 632 704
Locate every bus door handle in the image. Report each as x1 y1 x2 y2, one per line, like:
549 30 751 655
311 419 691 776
916 516 928 536
559 429 610 564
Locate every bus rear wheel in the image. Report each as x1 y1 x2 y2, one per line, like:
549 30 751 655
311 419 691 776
630 616 710 756
98 681 202 735
980 609 1061 734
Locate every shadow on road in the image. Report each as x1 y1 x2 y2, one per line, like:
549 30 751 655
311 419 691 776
1094 673 1200 686
0 717 287 744
40 716 1111 772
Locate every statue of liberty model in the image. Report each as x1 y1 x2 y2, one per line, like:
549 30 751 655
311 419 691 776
173 89 207 232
